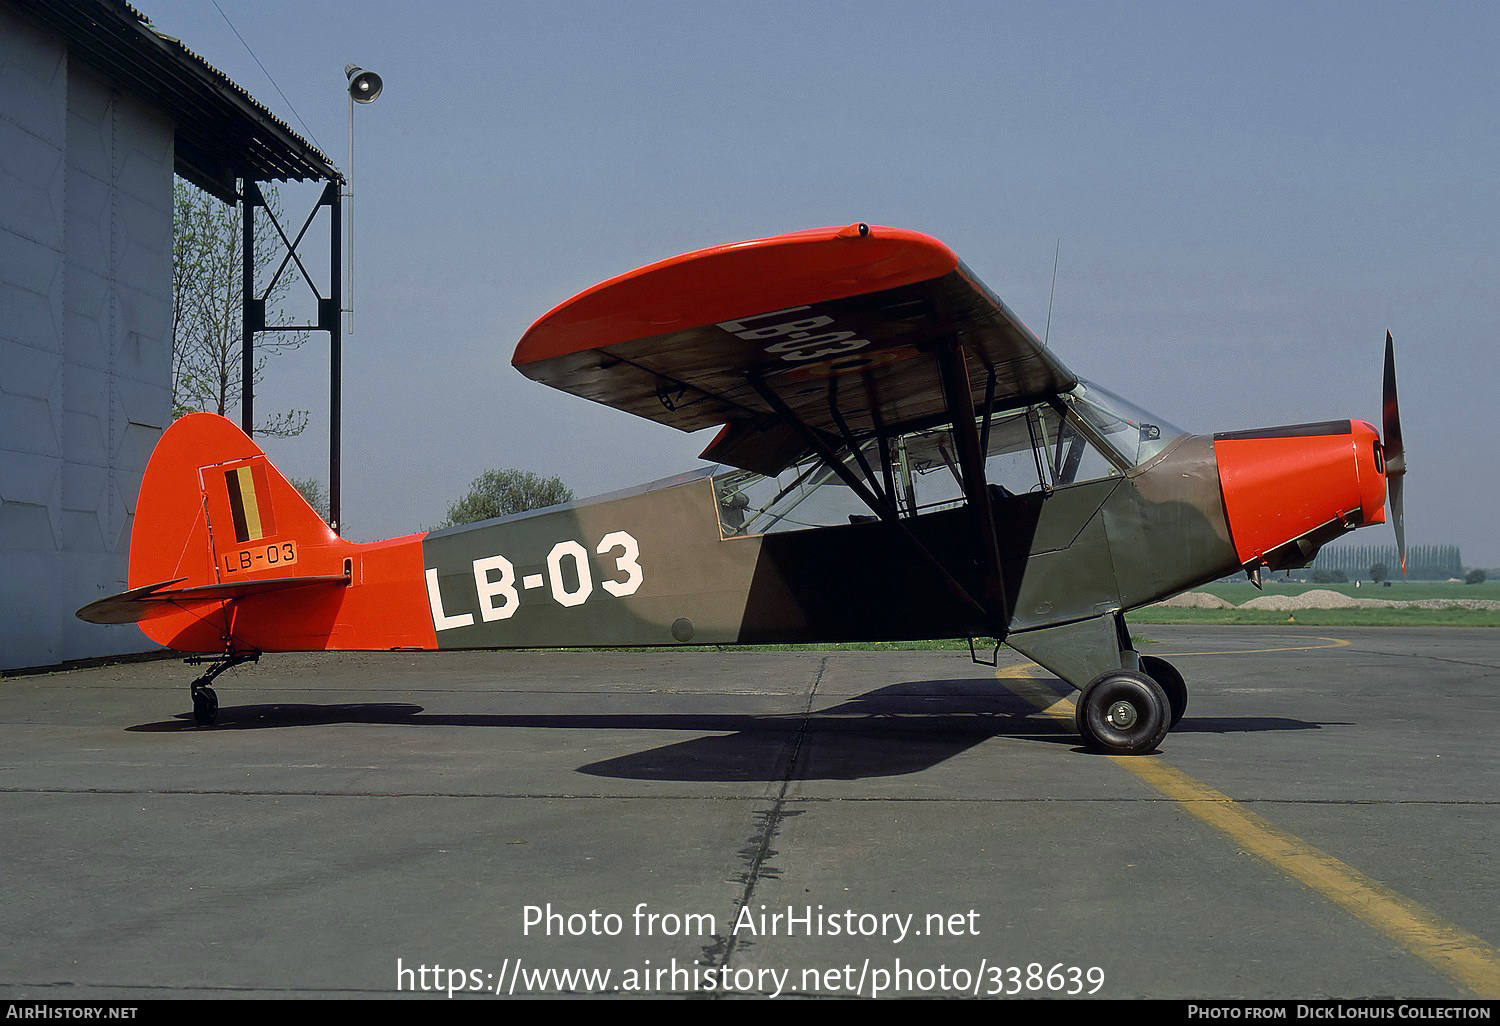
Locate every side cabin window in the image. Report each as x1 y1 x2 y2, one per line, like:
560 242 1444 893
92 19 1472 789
715 456 878 537
711 393 1157 537
902 403 1121 515
712 376 1188 537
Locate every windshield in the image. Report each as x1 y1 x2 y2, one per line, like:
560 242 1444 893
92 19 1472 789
1063 380 1184 467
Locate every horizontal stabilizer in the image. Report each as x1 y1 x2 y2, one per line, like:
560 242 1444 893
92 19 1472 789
77 573 352 625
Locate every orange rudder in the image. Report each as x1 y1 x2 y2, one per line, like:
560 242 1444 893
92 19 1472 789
129 414 436 653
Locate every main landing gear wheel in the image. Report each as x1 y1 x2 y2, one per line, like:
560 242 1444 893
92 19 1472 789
1076 670 1170 755
191 683 218 727
1139 655 1187 729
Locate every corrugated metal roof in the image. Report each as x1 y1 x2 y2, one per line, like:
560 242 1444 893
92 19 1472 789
11 0 341 202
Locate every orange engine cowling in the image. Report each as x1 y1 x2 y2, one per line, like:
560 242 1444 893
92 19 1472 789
1214 419 1388 569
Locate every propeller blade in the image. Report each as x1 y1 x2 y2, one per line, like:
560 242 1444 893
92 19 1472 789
1390 473 1406 574
1383 330 1405 476
1382 330 1407 573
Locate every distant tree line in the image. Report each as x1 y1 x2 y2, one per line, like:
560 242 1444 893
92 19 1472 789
1301 543 1464 581
440 468 573 528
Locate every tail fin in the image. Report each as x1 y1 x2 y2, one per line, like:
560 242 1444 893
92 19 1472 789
106 414 350 650
130 413 339 591
90 413 435 653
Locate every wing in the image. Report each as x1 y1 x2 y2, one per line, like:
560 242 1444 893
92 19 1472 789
513 224 1077 475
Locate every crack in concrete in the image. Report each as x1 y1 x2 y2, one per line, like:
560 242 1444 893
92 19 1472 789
700 656 826 982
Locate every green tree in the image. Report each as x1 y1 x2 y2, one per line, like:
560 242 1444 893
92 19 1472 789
441 469 574 528
1466 568 1487 585
1370 562 1389 583
172 179 309 436
288 477 329 524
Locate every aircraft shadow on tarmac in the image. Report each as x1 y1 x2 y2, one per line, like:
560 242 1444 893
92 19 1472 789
125 679 1335 781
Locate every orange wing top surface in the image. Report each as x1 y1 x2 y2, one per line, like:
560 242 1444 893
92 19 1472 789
514 224 1076 474
514 224 959 366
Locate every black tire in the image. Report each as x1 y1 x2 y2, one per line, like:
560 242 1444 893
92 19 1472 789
1139 655 1187 729
192 685 218 727
1075 670 1169 755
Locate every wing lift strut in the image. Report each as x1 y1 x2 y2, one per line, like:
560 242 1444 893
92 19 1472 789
746 336 1012 660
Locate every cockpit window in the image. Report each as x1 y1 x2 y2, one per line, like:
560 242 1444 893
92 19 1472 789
1062 381 1184 467
1032 404 1121 486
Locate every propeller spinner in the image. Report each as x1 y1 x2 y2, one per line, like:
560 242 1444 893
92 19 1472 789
1382 331 1407 572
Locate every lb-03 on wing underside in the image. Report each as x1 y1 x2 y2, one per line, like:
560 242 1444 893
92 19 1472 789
80 224 1407 753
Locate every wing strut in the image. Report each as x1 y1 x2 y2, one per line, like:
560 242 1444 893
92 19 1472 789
935 337 1011 633
827 375 891 510
977 366 998 458
746 373 994 628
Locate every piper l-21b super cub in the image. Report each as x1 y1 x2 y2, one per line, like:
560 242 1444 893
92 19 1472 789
79 224 1407 754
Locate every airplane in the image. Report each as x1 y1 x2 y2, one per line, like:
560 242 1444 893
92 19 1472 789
77 224 1407 754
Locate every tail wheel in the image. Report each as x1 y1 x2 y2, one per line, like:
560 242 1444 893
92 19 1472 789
1139 655 1187 729
1076 670 1170 755
191 684 218 727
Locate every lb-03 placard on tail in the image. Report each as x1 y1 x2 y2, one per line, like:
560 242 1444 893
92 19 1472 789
223 540 298 574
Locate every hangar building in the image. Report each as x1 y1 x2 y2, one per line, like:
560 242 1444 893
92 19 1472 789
1 0 338 670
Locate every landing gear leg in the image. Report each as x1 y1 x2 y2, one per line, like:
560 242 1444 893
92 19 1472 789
183 650 259 727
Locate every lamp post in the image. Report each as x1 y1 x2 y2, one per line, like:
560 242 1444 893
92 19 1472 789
334 63 382 533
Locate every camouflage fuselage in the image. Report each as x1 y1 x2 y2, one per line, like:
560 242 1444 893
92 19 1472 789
419 433 1240 651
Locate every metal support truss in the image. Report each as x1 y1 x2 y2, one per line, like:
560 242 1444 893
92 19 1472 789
240 180 344 530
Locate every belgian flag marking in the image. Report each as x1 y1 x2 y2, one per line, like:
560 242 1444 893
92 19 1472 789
225 464 275 543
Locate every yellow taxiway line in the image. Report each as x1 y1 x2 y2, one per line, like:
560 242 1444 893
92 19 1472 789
1154 636 1353 658
994 649 1500 998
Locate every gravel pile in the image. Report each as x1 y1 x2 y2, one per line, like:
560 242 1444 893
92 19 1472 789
1153 588 1500 611
1152 592 1235 609
1241 589 1373 610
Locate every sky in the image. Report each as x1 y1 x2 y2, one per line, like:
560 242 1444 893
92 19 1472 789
139 0 1500 564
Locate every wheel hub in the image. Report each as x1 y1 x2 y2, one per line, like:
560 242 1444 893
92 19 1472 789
1106 700 1138 729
